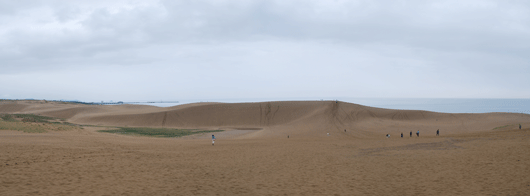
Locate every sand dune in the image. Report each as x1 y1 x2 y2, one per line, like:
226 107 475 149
3 101 529 138
2 100 530 195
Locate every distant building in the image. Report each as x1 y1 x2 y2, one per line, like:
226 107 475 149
118 101 124 104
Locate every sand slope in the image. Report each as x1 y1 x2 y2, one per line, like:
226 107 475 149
1 127 529 195
2 101 529 138
2 100 530 195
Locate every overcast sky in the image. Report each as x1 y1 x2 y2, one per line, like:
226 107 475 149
1 0 529 102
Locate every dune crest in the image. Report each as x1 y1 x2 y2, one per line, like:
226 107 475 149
2 101 529 138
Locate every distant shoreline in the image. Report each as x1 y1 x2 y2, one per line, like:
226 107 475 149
2 98 529 114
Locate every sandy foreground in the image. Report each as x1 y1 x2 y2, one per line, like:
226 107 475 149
1 101 530 195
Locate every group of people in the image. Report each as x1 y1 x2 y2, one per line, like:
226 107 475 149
391 125 524 138
214 124 524 144
394 129 440 138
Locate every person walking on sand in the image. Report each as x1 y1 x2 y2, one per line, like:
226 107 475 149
520 124 522 129
410 131 412 137
416 130 419 137
401 133 403 138
436 129 439 136
212 135 216 146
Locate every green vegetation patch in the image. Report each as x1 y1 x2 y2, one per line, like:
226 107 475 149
1 114 16 121
0 113 80 133
0 120 79 133
493 124 515 130
99 127 224 138
12 114 55 123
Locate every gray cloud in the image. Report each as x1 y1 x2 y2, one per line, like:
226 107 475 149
0 0 529 101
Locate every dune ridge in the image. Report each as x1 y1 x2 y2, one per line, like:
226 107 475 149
2 100 529 138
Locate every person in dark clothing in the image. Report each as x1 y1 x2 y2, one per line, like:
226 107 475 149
436 129 439 136
401 133 403 138
520 124 522 129
288 135 289 138
344 129 346 132
416 130 419 137
410 131 412 137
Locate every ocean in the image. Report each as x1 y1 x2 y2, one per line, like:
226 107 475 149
342 98 530 114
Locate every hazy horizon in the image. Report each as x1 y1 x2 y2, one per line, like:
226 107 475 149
3 97 530 102
4 97 529 114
